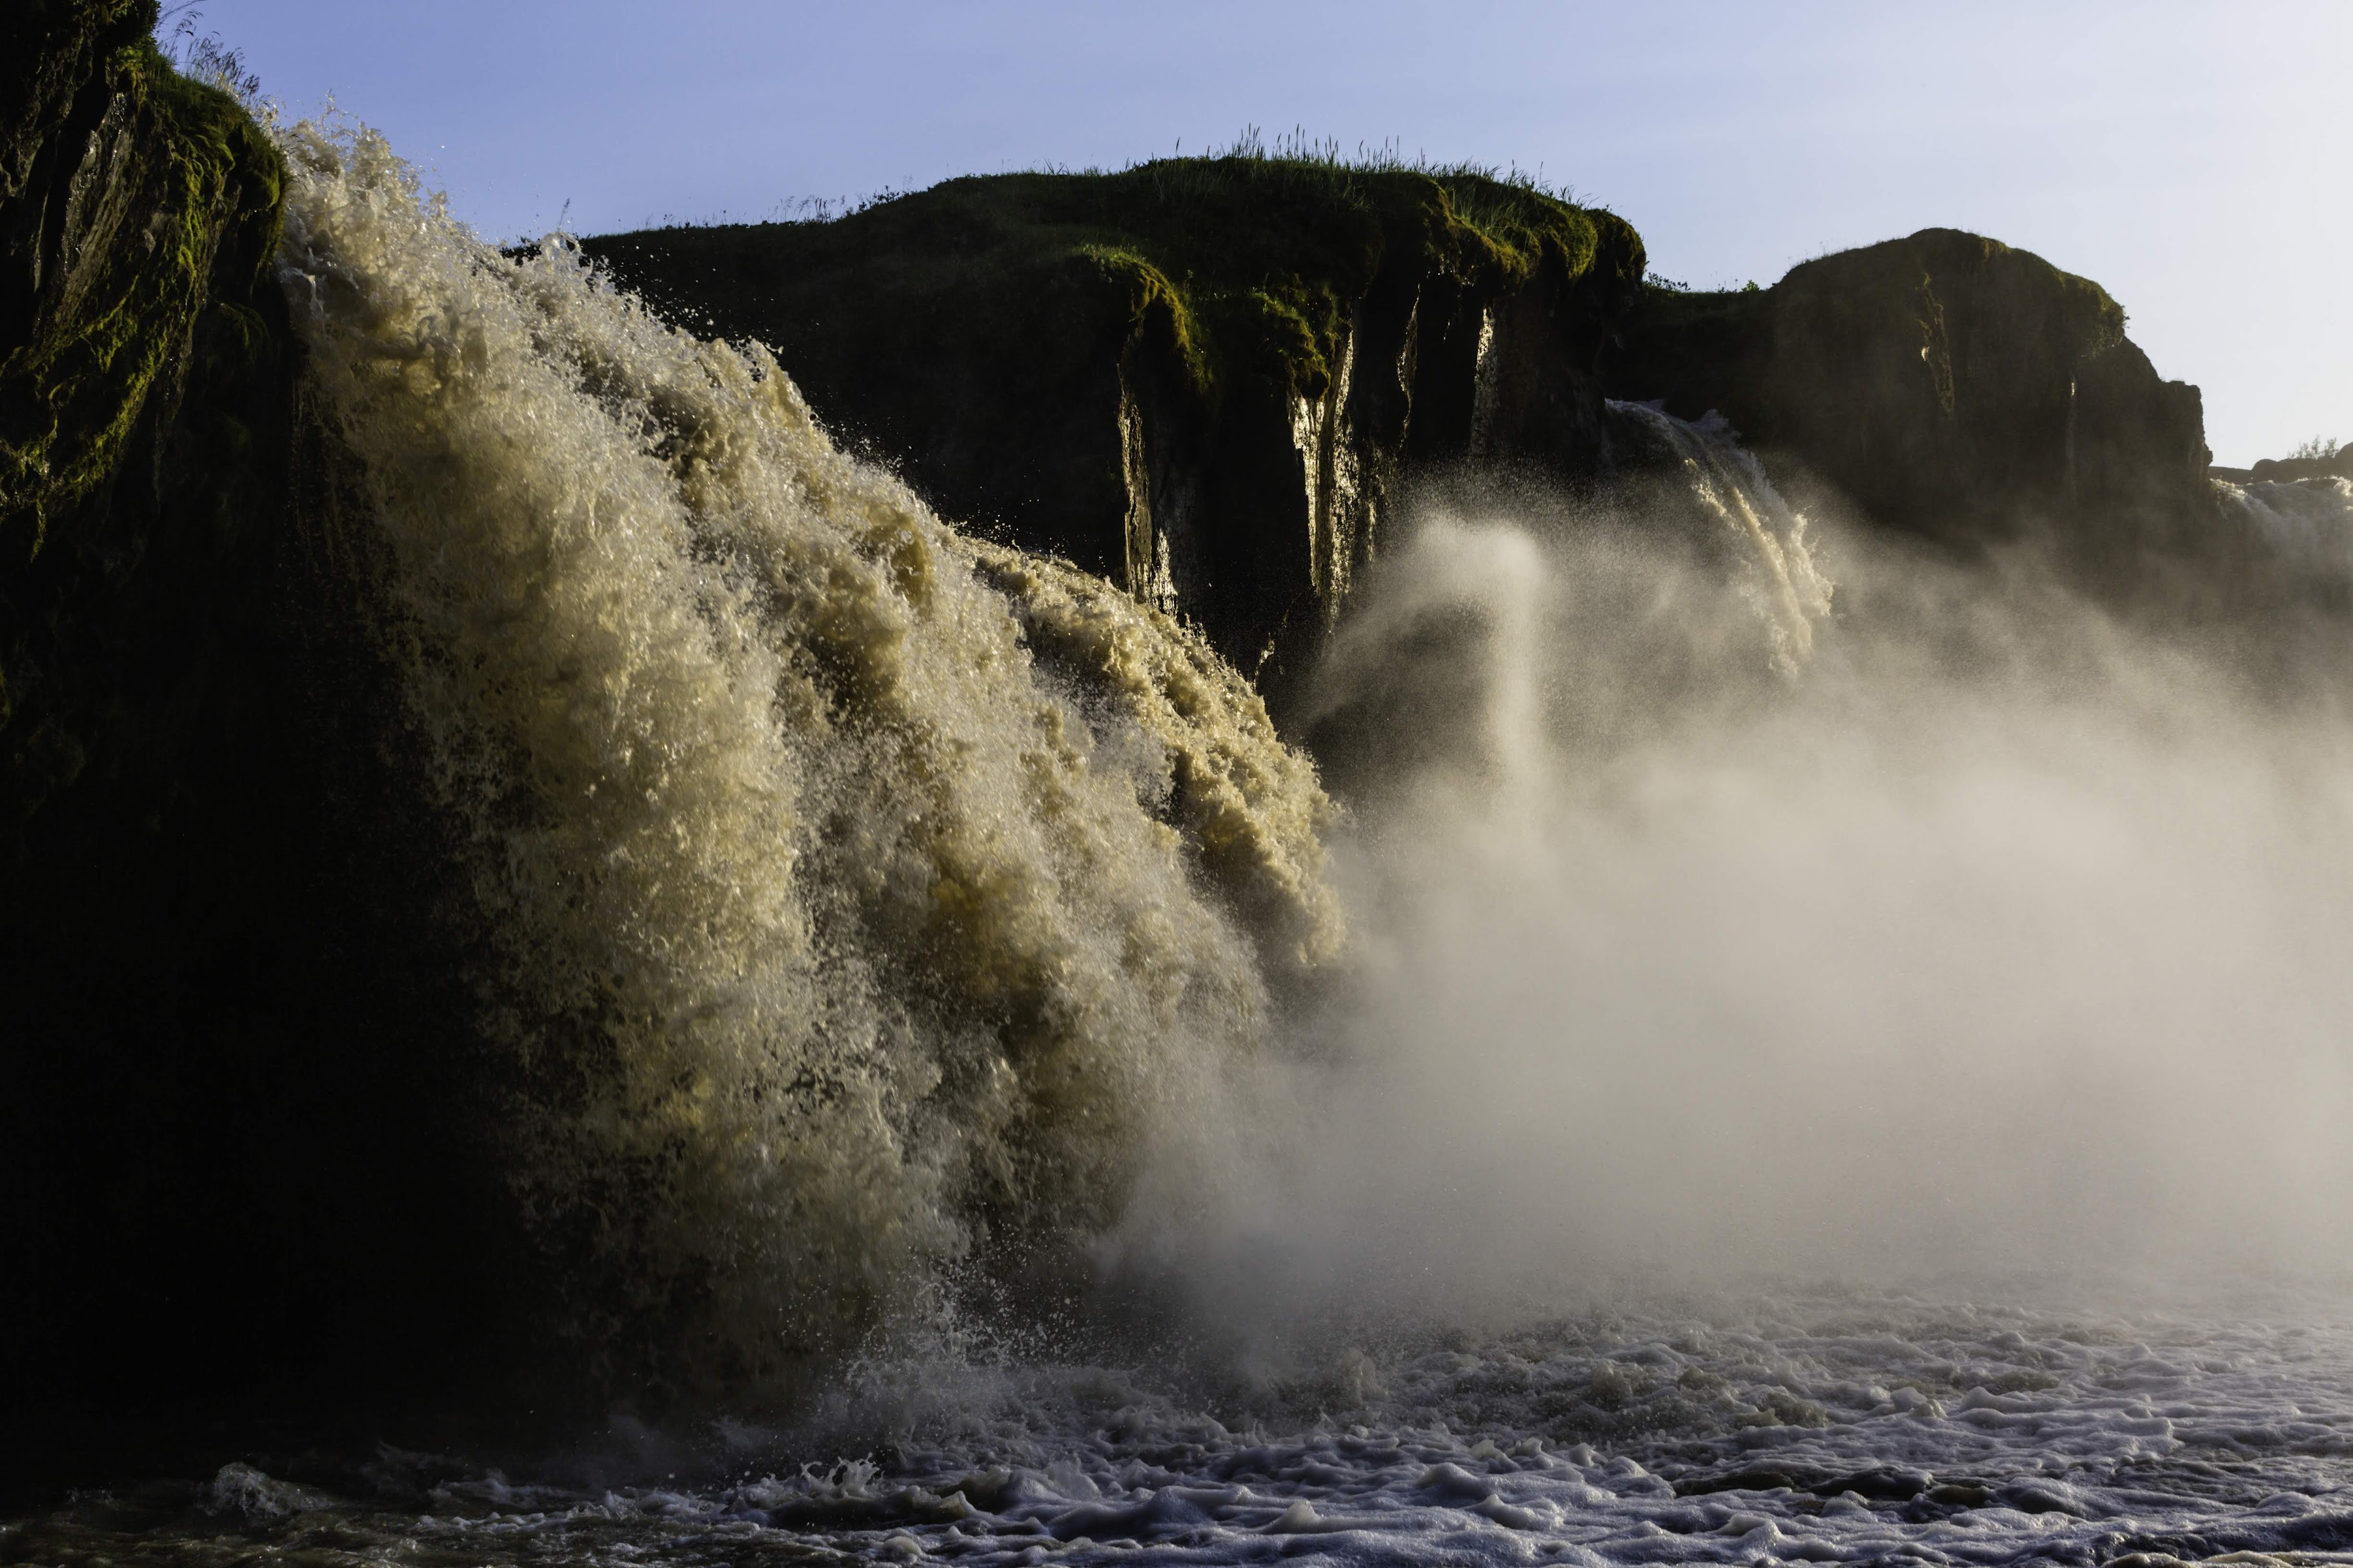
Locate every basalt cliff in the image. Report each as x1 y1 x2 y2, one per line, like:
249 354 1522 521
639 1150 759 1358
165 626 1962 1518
3 1 515 1419
587 195 2227 703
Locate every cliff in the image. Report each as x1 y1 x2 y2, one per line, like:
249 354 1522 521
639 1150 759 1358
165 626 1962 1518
1602 229 2217 576
1 3 520 1418
589 210 2245 662
583 163 1644 705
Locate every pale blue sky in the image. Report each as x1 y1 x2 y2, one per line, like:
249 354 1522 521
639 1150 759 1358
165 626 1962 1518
201 1 2347 465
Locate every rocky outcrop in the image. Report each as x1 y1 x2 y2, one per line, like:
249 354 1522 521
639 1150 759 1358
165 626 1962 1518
583 166 1643 708
2219 442 2353 485
1 1 285 551
1603 229 2216 576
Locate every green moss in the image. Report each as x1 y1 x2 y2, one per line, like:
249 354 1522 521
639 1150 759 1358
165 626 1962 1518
1 10 292 828
0 31 285 556
1076 243 1207 387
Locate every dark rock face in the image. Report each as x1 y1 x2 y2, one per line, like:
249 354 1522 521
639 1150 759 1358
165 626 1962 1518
1604 228 2215 573
1 3 517 1421
582 168 1643 709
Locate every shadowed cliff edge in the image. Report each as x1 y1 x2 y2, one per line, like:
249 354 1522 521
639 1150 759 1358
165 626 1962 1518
1602 231 2216 587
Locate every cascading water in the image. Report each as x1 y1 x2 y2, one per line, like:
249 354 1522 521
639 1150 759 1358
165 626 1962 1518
275 121 1339 1388
1300 402 1835 821
1605 399 1834 676
2216 473 2353 586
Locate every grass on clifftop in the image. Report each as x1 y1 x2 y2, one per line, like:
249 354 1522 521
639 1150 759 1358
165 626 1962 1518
585 134 1641 412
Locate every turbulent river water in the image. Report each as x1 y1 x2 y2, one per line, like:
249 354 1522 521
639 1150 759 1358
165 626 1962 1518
18 1285 2353 1566
13 122 2353 1567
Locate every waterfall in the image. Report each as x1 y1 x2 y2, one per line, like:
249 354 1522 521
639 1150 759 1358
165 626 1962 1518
2215 474 2353 586
275 120 1340 1389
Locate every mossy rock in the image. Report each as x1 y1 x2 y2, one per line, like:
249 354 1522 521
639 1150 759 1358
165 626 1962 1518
0 13 283 561
2 5 538 1424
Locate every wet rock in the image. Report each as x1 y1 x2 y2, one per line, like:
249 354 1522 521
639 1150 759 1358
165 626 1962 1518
1927 1481 1995 1507
1816 1466 1934 1502
1674 1467 1813 1497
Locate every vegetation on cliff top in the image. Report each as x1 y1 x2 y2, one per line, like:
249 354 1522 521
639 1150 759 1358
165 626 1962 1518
585 141 1641 416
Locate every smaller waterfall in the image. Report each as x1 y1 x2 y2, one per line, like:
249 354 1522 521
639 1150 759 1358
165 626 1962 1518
2215 474 2353 586
1607 400 1835 675
1300 405 1836 819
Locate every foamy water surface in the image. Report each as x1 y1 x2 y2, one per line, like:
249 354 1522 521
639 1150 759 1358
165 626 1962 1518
16 1287 2353 1566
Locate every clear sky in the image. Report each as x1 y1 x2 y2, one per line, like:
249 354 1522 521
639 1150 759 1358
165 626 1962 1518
199 0 2346 465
